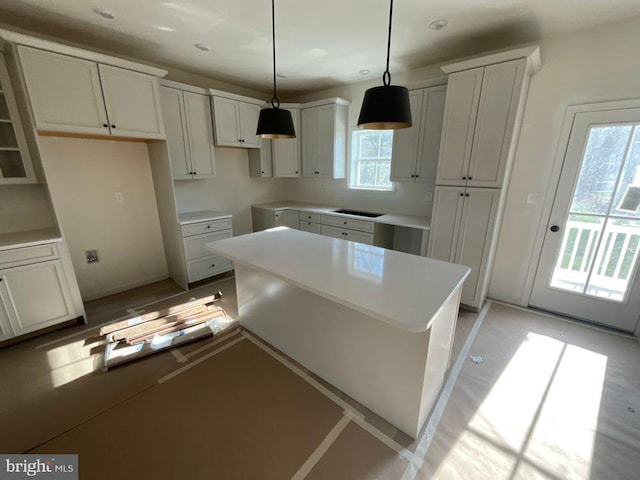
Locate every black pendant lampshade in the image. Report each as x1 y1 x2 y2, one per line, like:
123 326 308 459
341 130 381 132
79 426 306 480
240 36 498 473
256 0 296 139
357 0 412 130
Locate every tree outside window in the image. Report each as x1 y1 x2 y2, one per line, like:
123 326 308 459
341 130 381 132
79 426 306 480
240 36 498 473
349 129 394 191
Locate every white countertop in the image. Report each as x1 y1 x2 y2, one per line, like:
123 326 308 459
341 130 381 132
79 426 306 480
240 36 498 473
0 227 62 251
207 228 469 332
178 210 232 225
252 201 430 230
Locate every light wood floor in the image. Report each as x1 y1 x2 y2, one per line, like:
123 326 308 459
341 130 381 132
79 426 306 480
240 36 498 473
1 276 636 479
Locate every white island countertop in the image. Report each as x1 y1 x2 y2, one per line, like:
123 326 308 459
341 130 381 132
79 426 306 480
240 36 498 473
252 201 430 230
207 228 469 332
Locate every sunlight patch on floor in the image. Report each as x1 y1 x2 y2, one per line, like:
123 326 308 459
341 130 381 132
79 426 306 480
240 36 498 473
46 339 100 388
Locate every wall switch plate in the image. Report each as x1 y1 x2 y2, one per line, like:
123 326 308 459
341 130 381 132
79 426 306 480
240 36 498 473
85 250 99 263
114 192 124 204
425 191 434 202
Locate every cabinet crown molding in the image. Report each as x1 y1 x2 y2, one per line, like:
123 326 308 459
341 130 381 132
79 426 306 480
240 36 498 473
209 89 266 105
0 29 168 77
441 45 541 75
160 79 209 95
301 97 351 109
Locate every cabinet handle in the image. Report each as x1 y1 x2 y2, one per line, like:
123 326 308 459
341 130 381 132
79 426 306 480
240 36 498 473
111 125 116 129
550 225 560 233
343 221 347 225
210 264 216 268
103 123 108 128
261 171 265 174
465 193 470 197
295 171 298 174
206 225 211 229
468 176 473 180
462 176 467 180
459 193 464 197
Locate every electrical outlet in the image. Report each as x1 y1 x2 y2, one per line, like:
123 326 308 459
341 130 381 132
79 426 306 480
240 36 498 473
425 191 434 202
85 250 99 263
114 191 124 204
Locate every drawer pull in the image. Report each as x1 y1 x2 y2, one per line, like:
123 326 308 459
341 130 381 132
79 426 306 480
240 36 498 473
210 264 216 268
206 225 211 229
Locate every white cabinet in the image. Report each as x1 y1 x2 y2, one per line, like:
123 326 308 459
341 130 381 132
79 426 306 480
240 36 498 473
391 85 447 183
211 93 262 148
300 220 321 234
0 52 36 184
273 107 301 177
17 46 165 139
300 100 348 178
428 186 499 308
285 210 299 229
436 59 526 187
321 225 374 245
248 139 272 177
160 84 216 180
181 217 233 283
0 242 85 340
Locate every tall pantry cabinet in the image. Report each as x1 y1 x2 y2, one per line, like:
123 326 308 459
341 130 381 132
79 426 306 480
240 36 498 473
428 46 541 310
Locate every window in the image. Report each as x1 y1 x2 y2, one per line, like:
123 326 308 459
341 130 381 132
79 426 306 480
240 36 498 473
349 129 394 191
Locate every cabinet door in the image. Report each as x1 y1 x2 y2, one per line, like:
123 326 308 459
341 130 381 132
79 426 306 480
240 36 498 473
315 104 337 178
238 101 261 148
0 286 15 341
455 188 500 307
427 186 466 262
320 224 345 240
285 210 300 229
0 260 74 336
0 53 36 185
98 64 165 139
18 46 109 135
436 68 484 186
274 210 287 227
248 140 272 177
183 91 216 178
390 90 424 182
468 59 526 188
343 229 374 245
160 87 191 179
301 106 318 177
273 109 300 177
415 85 447 183
212 97 241 147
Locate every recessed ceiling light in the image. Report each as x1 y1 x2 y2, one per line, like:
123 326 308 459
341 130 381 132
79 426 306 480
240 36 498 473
359 69 371 75
194 43 211 52
276 73 287 78
93 7 115 20
429 19 448 31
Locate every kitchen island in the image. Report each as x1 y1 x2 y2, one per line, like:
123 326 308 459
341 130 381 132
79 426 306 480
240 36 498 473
207 227 469 438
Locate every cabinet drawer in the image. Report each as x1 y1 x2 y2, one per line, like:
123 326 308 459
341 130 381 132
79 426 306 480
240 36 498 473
300 212 322 223
187 254 233 283
320 225 374 245
300 221 321 234
0 243 60 269
321 215 375 233
181 218 232 237
183 230 232 260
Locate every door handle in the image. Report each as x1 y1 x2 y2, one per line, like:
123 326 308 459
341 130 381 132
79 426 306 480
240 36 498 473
550 225 560 233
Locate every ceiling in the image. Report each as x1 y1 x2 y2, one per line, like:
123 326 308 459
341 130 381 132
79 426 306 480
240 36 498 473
1 0 639 97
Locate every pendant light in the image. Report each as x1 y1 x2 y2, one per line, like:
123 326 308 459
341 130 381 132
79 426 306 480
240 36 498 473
256 0 296 139
357 0 412 130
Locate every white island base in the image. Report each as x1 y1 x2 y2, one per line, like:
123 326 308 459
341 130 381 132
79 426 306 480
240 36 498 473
207 228 469 439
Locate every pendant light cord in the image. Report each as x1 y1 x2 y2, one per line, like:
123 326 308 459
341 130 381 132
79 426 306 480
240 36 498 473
271 0 280 108
383 0 394 86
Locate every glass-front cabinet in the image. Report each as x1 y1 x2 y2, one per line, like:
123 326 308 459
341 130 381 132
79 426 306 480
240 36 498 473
0 52 35 184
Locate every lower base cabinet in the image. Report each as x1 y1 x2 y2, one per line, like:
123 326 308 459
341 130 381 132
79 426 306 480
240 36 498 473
181 218 234 283
0 241 85 342
320 225 374 245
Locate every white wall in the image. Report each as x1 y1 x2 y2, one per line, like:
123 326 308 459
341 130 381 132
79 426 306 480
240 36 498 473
173 148 290 235
489 15 640 305
38 137 168 300
0 184 56 233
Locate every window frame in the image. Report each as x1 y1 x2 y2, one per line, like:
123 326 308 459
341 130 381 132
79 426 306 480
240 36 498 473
348 126 395 192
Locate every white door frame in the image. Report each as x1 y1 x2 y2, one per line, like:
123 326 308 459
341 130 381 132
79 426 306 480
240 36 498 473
521 98 640 337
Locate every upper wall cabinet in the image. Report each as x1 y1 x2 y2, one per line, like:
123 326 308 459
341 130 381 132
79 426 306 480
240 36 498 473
390 84 447 183
0 52 36 184
300 98 349 179
273 107 301 177
436 59 527 188
16 45 165 139
210 90 263 149
160 83 216 180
